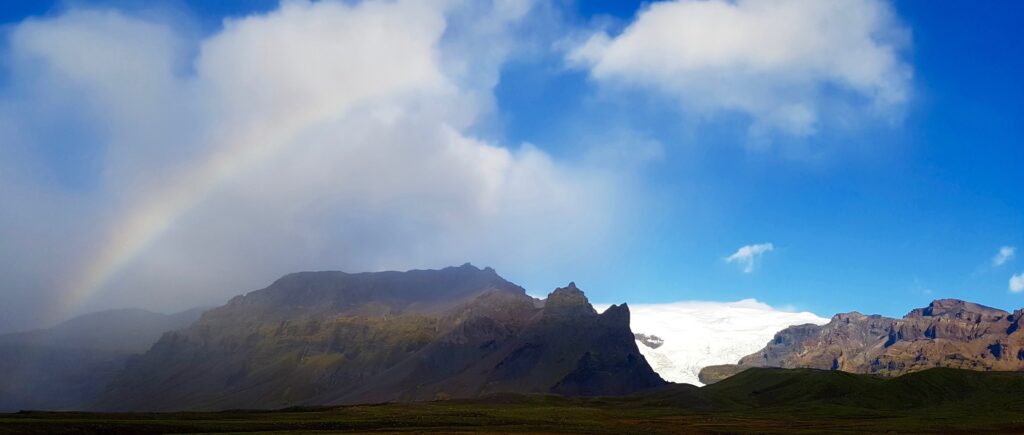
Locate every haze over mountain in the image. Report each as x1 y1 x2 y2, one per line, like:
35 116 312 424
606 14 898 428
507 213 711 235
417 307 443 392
0 307 206 353
94 265 664 411
0 308 203 411
701 298 1024 383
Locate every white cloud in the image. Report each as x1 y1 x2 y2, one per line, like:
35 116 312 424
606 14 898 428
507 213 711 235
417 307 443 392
1011 273 1024 293
0 1 631 329
993 246 1016 267
726 242 774 273
596 299 827 385
567 0 911 137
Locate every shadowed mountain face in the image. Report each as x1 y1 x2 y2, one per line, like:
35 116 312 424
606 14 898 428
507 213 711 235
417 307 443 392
0 308 204 411
699 299 1024 383
95 266 664 411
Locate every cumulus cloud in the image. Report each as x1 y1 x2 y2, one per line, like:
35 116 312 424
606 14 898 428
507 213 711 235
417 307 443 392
0 1 629 331
596 299 827 385
726 243 774 273
567 0 911 137
993 246 1016 267
1011 273 1024 293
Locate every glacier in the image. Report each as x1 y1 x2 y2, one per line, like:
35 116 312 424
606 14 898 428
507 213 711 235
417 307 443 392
596 299 828 386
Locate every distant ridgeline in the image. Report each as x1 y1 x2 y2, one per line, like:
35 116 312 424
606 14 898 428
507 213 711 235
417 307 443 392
701 298 1024 384
91 264 664 411
0 307 204 411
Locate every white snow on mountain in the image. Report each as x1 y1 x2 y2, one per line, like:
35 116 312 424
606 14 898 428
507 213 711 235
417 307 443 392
595 299 828 386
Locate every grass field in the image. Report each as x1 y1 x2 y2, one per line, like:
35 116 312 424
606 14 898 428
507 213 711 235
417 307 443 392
4 368 1024 434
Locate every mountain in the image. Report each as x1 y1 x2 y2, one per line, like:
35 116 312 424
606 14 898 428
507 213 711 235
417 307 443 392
0 307 204 411
95 265 665 411
699 298 1024 383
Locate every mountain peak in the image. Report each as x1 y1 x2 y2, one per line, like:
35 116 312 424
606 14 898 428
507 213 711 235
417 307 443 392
548 282 587 302
907 299 1007 320
544 283 596 318
599 303 630 327
830 311 867 322
453 263 497 274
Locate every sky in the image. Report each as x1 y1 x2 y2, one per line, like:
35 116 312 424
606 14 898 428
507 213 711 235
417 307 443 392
0 0 1021 333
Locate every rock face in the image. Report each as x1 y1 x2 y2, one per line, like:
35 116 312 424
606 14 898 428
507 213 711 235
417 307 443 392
635 333 664 349
95 265 664 411
699 299 1024 383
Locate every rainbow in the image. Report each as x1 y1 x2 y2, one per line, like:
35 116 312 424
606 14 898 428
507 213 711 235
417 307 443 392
58 121 300 320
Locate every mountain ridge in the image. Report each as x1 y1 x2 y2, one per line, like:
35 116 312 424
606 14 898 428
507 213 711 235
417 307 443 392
699 297 1024 384
94 266 665 411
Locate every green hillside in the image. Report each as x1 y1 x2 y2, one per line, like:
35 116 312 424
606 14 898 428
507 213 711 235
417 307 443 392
5 367 1024 434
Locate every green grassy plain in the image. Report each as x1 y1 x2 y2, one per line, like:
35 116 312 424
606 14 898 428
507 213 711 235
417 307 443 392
4 368 1023 434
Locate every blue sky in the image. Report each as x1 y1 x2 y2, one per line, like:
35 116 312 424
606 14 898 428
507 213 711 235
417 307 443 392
536 0 1023 316
0 0 1021 331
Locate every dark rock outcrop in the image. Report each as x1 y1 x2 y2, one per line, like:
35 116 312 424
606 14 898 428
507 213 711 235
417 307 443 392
634 333 664 349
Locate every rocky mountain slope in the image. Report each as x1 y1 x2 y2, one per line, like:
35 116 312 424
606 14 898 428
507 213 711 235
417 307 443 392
699 298 1024 383
0 308 204 411
95 264 665 411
